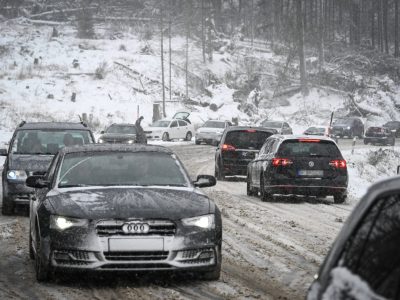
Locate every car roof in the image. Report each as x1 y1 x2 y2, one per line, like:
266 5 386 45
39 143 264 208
225 126 277 133
16 122 91 131
270 135 336 142
59 144 173 155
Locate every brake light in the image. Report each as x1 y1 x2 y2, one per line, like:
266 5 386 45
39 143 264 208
222 144 236 151
329 159 347 169
246 129 256 133
272 158 293 167
298 139 321 143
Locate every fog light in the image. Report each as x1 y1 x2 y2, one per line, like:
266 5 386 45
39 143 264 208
198 251 214 260
54 251 72 261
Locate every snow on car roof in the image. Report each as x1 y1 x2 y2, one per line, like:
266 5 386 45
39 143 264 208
60 144 173 155
16 122 90 130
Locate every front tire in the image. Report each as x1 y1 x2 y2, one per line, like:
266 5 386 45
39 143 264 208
162 132 170 141
35 232 51 282
2 193 14 216
199 245 221 281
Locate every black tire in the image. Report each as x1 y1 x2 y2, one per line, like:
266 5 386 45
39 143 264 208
195 140 201 145
162 132 170 141
200 245 221 281
391 139 396 146
260 176 272 202
216 162 225 181
185 132 192 141
2 193 14 216
29 229 34 260
363 139 368 145
246 175 255 196
334 194 347 204
35 232 51 282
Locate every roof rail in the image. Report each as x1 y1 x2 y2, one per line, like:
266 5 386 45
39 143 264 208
18 121 26 127
80 121 88 127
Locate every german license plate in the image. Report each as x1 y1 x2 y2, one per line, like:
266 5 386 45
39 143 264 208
109 238 164 251
298 170 323 176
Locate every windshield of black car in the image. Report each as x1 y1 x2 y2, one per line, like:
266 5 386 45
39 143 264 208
11 129 93 155
203 121 225 128
225 130 273 149
334 119 352 126
106 125 137 134
277 140 341 157
57 152 189 188
261 121 283 128
151 120 170 127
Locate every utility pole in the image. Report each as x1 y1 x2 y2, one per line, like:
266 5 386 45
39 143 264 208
160 3 166 116
169 0 172 102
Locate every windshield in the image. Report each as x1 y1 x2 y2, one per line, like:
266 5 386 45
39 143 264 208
277 140 341 157
151 120 170 127
203 121 225 129
11 130 93 155
225 130 273 150
261 121 283 128
57 152 189 188
106 125 137 134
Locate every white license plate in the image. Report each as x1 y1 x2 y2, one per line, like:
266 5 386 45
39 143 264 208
298 170 323 176
109 238 164 251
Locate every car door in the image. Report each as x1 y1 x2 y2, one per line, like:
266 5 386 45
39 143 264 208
253 139 274 186
178 120 188 139
169 120 179 139
314 190 400 299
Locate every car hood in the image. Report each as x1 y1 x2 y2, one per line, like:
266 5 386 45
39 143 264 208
46 187 211 220
8 154 54 173
100 133 137 140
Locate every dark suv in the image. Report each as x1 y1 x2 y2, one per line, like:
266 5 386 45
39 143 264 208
331 117 364 138
214 127 276 180
0 122 95 215
364 126 395 146
98 123 147 144
307 177 400 299
247 136 348 203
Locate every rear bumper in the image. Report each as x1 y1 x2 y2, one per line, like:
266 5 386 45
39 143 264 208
266 184 347 196
364 137 391 143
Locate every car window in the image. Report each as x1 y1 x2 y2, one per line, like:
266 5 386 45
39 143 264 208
178 120 187 127
171 121 178 128
11 129 93 155
106 125 136 134
262 139 274 154
322 193 400 299
151 120 170 127
57 152 189 188
45 152 60 183
277 140 341 157
224 130 274 150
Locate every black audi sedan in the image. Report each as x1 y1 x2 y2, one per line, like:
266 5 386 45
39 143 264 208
307 177 400 299
98 123 147 144
247 135 348 203
214 126 277 180
27 144 221 282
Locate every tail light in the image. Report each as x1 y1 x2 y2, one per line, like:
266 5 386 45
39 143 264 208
272 158 293 167
298 139 321 143
329 159 347 169
222 144 236 151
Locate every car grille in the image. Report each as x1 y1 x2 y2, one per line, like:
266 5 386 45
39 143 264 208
104 251 169 261
96 220 176 236
100 263 172 270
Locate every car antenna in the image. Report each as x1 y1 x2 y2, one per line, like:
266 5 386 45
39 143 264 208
18 121 26 127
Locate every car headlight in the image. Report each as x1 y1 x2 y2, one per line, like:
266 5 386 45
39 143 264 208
182 214 215 229
127 140 135 144
98 138 104 143
50 215 88 231
7 170 27 181
347 126 351 130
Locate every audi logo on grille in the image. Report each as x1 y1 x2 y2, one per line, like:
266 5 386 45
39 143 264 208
122 222 150 234
309 161 315 168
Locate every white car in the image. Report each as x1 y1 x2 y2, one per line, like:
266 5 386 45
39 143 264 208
195 120 232 145
145 119 195 141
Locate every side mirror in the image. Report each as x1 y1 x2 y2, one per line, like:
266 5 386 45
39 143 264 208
194 175 216 188
0 148 7 156
26 175 49 189
100 131 105 134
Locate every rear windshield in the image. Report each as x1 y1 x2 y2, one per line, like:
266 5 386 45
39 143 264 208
277 140 341 157
11 129 93 155
366 127 385 134
106 125 136 134
203 121 225 128
225 130 273 150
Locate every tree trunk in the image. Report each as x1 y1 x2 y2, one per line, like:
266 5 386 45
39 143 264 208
169 0 172 102
318 0 325 73
383 0 389 54
201 0 206 63
395 0 399 57
297 0 308 96
160 3 166 117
